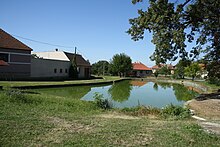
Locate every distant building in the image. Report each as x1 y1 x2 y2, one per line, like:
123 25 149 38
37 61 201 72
0 28 32 80
151 64 175 74
31 50 91 79
132 62 152 77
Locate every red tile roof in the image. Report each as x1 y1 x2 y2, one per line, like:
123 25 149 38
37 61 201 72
152 65 160 69
132 62 151 71
152 64 175 69
0 60 9 66
0 28 32 51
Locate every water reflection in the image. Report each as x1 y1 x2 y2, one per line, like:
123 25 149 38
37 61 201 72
172 85 198 101
108 80 132 102
35 86 92 99
152 82 198 101
130 80 147 87
153 83 158 91
34 80 199 108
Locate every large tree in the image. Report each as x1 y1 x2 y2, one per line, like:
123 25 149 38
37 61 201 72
184 62 201 81
158 65 171 77
110 53 133 77
174 59 191 79
92 60 109 76
128 0 220 64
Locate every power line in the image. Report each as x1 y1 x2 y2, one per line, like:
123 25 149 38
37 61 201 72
12 34 90 60
12 34 75 49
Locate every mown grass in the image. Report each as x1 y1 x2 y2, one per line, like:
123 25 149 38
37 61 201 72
0 76 122 88
198 81 220 92
0 89 220 146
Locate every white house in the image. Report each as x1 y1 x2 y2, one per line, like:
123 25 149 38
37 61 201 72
31 50 91 79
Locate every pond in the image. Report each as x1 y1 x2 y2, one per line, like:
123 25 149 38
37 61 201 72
35 80 198 108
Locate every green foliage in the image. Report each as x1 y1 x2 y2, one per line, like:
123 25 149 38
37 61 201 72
91 60 109 75
153 71 159 78
184 62 201 81
128 0 220 65
108 80 132 102
207 61 220 86
93 92 112 110
158 65 171 76
174 59 191 79
121 106 161 116
161 104 191 119
69 53 78 79
109 53 132 77
172 84 198 101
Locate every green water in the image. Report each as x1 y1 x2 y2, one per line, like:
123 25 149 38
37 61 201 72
35 80 198 108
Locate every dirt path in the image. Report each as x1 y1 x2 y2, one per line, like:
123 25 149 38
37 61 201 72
187 99 220 135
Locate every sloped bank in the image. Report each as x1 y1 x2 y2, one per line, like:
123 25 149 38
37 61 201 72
133 78 210 94
11 78 130 89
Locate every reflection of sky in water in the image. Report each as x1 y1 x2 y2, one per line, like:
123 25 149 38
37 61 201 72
81 81 195 108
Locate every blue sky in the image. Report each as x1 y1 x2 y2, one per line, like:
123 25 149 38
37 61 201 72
1 0 171 66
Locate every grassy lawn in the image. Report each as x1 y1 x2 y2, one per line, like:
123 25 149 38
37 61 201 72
0 76 122 88
198 81 220 92
0 88 220 146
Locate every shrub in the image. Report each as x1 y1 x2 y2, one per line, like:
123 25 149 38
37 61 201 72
121 106 161 116
93 92 112 110
161 104 191 119
208 77 220 86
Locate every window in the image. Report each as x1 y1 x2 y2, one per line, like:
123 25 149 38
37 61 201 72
54 68 57 73
0 53 9 62
60 69 63 73
140 71 143 74
65 69 68 73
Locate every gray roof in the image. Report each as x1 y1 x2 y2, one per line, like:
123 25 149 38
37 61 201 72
64 52 90 67
32 50 90 67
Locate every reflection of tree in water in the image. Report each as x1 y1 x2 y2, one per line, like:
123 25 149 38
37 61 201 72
37 86 91 99
158 82 172 89
153 82 172 90
108 80 132 102
172 84 198 101
153 83 158 91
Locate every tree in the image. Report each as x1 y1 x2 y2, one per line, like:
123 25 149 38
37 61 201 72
158 65 170 77
184 62 201 81
207 61 220 86
69 53 78 79
110 53 133 77
92 60 109 76
174 59 191 79
128 0 220 65
153 70 159 78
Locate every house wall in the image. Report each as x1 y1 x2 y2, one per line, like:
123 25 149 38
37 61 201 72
134 70 152 77
31 58 70 78
77 66 91 79
0 48 31 79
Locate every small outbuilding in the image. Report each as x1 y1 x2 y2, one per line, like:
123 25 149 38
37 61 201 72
132 62 152 77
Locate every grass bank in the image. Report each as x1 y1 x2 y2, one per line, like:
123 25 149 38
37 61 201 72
0 76 124 89
0 88 220 146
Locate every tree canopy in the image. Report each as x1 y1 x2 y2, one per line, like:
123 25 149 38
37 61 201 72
128 0 220 64
92 60 109 76
184 62 201 81
110 53 133 77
